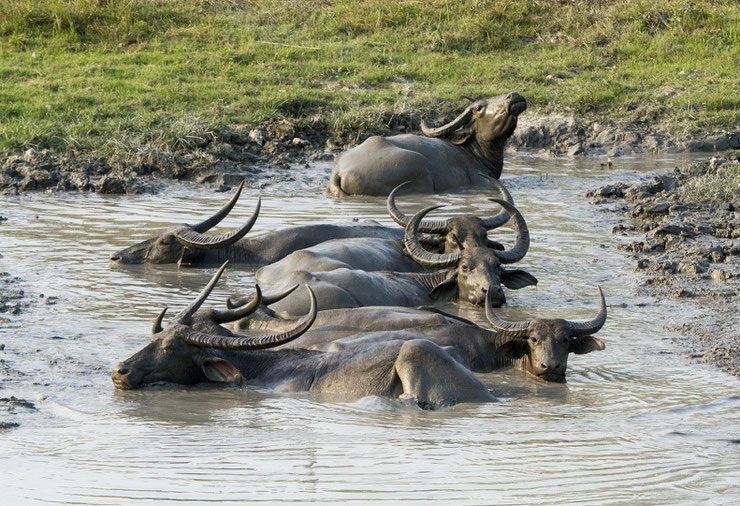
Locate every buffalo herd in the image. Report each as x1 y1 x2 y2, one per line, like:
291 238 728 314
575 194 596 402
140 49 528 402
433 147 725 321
111 95 607 409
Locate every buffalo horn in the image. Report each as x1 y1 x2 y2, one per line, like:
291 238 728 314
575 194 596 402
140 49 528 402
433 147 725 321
480 175 514 230
485 290 530 338
226 284 299 309
386 182 449 233
192 180 245 232
152 307 168 334
172 261 229 324
212 285 262 324
489 199 529 264
184 285 317 350
405 206 461 268
421 103 475 138
174 197 261 250
566 287 607 337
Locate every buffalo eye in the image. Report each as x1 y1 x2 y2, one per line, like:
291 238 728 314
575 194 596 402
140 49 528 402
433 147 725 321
530 337 538 344
461 264 469 271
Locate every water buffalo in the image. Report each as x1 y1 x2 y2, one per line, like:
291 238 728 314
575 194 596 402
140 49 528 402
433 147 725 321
111 263 496 409
386 175 514 252
248 199 535 317
240 288 607 383
109 181 403 266
234 305 473 345
328 93 526 196
255 178 520 284
255 237 428 286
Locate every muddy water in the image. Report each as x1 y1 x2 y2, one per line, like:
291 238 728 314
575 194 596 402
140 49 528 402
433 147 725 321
1 155 738 503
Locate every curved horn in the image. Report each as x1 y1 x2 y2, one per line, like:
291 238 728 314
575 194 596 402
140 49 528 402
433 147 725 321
212 285 262 324
226 284 299 309
183 285 317 350
175 197 261 250
172 261 229 324
566 286 607 337
485 290 530 338
405 206 461 268
386 182 449 233
152 307 168 334
421 103 475 138
192 180 245 232
489 199 529 264
480 175 514 230
460 95 476 102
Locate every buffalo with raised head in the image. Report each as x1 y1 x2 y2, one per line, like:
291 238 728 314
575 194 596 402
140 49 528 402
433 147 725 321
328 93 526 196
111 263 496 409
109 181 403 266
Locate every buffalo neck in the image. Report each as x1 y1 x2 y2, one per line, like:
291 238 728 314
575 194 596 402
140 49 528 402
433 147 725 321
461 137 506 179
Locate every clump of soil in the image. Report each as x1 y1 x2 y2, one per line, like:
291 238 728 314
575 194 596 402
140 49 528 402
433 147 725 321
0 117 338 195
510 115 740 157
588 155 740 376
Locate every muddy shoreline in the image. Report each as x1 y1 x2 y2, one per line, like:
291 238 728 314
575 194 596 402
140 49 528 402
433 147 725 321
2 115 738 195
588 156 740 377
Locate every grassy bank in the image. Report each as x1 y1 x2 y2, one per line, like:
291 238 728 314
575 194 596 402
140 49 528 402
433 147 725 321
1 0 738 161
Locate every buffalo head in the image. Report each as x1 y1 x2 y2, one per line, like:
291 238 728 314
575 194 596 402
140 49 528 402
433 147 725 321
387 176 513 252
111 261 317 389
421 93 526 148
109 181 260 265
487 287 607 382
405 199 537 306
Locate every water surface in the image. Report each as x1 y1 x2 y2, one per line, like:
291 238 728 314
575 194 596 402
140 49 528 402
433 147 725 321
1 154 738 504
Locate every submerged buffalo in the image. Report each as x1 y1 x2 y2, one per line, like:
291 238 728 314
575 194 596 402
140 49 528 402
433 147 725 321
111 263 495 409
109 181 403 266
386 176 514 252
246 199 535 317
256 178 521 284
328 93 526 196
236 288 607 383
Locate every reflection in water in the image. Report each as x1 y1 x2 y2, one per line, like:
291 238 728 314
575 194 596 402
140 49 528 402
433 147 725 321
0 154 738 503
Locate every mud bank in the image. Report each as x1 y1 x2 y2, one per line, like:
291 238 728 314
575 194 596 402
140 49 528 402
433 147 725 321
588 156 740 376
2 115 738 195
0 256 39 429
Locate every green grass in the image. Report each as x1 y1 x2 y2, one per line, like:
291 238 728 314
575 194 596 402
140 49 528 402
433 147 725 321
0 0 738 160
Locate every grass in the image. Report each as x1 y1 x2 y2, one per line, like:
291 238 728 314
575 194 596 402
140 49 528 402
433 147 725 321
680 162 740 203
0 0 738 160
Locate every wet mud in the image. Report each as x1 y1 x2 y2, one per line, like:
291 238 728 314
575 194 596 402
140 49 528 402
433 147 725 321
588 155 740 376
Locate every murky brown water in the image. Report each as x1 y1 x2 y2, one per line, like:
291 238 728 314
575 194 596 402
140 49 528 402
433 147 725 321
1 155 738 503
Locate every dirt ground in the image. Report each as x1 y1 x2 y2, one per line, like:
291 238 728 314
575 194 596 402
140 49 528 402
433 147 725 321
588 155 740 377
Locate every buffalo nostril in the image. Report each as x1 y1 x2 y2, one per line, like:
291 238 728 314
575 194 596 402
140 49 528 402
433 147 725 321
110 255 121 262
482 287 487 293
506 92 514 99
117 367 129 376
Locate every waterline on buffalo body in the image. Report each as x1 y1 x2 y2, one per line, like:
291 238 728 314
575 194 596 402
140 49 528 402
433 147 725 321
0 154 737 503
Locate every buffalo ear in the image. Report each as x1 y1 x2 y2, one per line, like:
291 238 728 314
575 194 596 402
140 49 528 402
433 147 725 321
487 240 505 251
201 357 247 386
501 269 538 289
429 273 458 300
495 339 528 359
570 336 605 355
447 127 475 145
